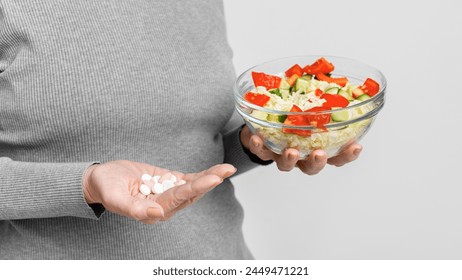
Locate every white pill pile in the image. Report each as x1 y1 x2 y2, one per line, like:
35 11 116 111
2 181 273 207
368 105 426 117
139 172 186 195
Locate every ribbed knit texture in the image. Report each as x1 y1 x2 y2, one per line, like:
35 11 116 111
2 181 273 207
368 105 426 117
0 0 257 259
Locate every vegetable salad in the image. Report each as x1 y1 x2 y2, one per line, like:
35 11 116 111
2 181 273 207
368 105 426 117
242 57 381 157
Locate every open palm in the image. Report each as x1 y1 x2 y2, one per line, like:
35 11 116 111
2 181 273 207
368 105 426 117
83 160 236 224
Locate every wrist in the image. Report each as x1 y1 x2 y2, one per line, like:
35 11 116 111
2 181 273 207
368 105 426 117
82 163 100 204
239 125 274 166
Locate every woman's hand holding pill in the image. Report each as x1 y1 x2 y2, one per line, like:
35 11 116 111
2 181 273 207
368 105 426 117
82 160 236 224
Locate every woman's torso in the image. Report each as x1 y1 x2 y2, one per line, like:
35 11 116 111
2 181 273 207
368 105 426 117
0 0 251 259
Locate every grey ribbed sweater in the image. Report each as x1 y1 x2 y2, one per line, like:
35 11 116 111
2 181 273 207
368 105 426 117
0 0 257 259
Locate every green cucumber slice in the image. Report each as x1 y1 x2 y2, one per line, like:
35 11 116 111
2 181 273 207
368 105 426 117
294 78 310 92
250 110 268 120
357 94 371 101
338 89 354 101
325 87 340 94
279 79 290 90
331 109 351 122
280 89 290 99
300 74 312 81
266 114 287 123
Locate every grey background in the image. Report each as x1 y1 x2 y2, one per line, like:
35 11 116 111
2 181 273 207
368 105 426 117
224 0 462 259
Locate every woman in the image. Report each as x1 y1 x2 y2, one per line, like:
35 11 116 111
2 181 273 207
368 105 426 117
0 0 361 259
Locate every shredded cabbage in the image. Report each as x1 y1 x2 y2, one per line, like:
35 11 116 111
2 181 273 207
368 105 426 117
246 74 377 157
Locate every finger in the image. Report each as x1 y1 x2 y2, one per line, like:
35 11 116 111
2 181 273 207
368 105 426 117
104 191 165 221
158 175 218 221
248 134 274 161
139 218 161 225
156 174 222 214
140 207 165 224
297 149 328 175
275 148 299 171
159 172 175 183
327 144 362 167
158 197 198 221
130 199 165 221
183 164 236 182
204 163 236 178
170 170 186 181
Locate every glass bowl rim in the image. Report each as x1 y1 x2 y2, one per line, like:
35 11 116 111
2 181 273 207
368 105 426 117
233 54 387 115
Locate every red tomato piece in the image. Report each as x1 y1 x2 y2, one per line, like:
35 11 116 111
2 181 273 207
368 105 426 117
282 123 312 136
302 64 315 75
304 106 331 129
285 104 304 123
302 62 323 75
302 57 335 75
316 73 349 87
317 57 335 73
283 105 312 136
285 64 303 78
361 78 380 97
251 72 282 90
243 92 270 107
290 104 303 112
282 105 331 136
320 93 350 108
331 77 348 87
287 74 299 87
314 88 324 97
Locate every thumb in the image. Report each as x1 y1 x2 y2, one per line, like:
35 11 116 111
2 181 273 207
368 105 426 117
105 193 165 221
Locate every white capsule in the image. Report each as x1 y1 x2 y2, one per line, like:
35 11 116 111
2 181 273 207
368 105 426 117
162 180 175 190
141 174 152 181
152 175 161 184
175 179 186 186
160 172 175 183
139 184 151 196
141 174 152 185
152 182 164 194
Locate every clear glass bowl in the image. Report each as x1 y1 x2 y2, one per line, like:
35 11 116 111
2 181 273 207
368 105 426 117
234 55 386 158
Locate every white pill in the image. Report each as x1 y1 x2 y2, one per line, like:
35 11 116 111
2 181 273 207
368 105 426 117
152 182 164 194
139 184 151 196
152 175 161 184
176 179 186 186
159 172 174 183
141 174 152 181
170 175 177 183
162 180 175 190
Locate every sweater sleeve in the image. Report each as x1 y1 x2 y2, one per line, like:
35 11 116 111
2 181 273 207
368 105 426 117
221 110 273 176
0 157 103 220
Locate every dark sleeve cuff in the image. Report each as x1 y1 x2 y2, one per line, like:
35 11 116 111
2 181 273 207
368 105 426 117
88 203 105 218
239 126 274 166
